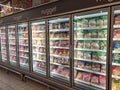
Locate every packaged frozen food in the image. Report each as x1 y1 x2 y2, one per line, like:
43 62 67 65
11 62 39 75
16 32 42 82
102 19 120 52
82 19 89 28
92 63 101 72
113 54 120 64
98 31 105 38
101 64 106 73
113 41 120 52
84 41 91 49
98 53 106 62
112 66 120 76
103 16 108 26
113 29 120 38
92 53 98 60
77 41 84 48
84 32 91 38
82 72 91 82
74 60 78 67
84 62 91 70
112 79 120 90
76 72 83 80
91 32 98 38
100 41 107 50
99 76 106 87
84 52 91 59
78 61 85 68
77 51 84 59
96 19 103 27
91 74 99 84
89 19 96 27
76 22 83 28
114 14 120 24
77 32 83 38
91 41 99 49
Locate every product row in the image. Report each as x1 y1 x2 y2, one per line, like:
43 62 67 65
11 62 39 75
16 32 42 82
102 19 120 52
51 65 69 77
74 51 106 61
74 41 107 50
50 40 69 47
75 16 107 28
75 71 106 87
32 25 45 31
74 31 107 39
49 22 69 30
50 57 69 65
50 32 69 38
50 49 69 56
32 32 45 38
74 61 106 73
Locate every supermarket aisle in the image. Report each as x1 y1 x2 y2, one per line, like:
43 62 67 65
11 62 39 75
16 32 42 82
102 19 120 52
0 68 50 90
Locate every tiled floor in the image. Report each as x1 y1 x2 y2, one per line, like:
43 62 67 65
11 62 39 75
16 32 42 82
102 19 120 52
0 68 51 90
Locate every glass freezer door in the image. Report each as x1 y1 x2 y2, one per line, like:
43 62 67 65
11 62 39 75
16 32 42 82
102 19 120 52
18 23 29 70
31 21 46 75
49 16 70 83
112 7 120 90
8 25 17 66
0 26 8 63
74 9 108 90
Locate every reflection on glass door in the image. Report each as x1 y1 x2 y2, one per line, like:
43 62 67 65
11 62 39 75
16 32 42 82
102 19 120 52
49 16 70 83
18 23 29 70
8 25 17 66
74 9 108 90
31 20 46 75
0 26 7 63
112 8 120 90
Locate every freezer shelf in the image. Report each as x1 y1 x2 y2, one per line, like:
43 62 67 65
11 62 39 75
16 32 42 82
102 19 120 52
50 62 69 67
75 38 107 40
49 29 69 32
74 58 106 64
51 72 69 82
75 79 105 90
74 25 107 31
74 48 106 52
33 67 46 75
50 46 69 49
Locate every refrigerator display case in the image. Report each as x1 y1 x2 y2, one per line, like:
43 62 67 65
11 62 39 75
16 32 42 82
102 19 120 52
31 20 46 75
0 26 8 63
74 9 108 90
8 25 17 66
18 23 29 70
112 8 120 90
49 16 70 83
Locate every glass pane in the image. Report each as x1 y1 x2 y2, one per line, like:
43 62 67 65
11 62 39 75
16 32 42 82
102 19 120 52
49 17 70 84
0 26 7 63
74 9 108 90
31 21 46 75
112 8 120 90
8 25 17 66
18 23 29 70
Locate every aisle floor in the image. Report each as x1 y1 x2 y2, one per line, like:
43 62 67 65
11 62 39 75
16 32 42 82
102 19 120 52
0 68 51 90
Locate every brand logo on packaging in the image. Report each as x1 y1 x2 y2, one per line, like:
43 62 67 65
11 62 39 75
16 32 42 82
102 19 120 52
41 6 57 15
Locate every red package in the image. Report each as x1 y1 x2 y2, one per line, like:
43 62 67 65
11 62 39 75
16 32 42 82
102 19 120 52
99 76 106 87
82 72 91 82
113 29 120 38
112 66 120 76
91 74 99 84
